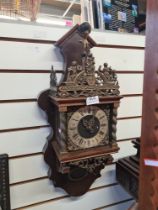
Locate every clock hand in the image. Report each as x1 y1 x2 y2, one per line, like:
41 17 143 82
82 117 98 134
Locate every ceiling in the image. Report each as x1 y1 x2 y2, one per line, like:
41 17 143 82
41 0 80 13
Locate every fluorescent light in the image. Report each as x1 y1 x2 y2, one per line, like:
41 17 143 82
36 17 66 26
0 14 30 21
0 15 17 20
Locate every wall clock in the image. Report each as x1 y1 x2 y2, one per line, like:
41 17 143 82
38 22 122 196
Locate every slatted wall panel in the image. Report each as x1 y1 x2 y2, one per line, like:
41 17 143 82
0 20 145 210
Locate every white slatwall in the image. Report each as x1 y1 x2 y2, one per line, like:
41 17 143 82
11 184 132 210
0 21 145 46
100 200 134 210
9 141 136 185
0 73 143 100
0 20 145 210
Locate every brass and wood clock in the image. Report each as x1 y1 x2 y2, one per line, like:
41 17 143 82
38 22 122 196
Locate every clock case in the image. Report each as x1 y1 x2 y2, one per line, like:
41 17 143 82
38 23 122 196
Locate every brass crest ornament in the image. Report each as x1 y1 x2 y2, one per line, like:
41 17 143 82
50 23 119 98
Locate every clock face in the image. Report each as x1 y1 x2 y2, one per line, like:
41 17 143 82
68 106 108 149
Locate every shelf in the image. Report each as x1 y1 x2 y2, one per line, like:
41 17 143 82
41 0 80 12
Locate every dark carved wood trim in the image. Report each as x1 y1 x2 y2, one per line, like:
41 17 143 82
0 154 11 210
138 1 158 210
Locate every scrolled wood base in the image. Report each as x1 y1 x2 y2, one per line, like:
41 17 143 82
44 139 113 196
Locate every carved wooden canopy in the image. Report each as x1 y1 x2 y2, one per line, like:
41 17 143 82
49 22 120 98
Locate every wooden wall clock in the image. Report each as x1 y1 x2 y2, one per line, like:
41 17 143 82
38 22 122 196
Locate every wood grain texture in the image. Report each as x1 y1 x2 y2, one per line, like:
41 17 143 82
138 1 158 209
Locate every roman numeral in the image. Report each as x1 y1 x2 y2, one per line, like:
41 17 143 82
99 115 106 120
79 138 84 145
100 123 106 127
99 131 104 136
73 133 78 139
72 118 79 121
69 127 76 130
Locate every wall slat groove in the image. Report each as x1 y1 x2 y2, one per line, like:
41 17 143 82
0 37 55 44
0 21 145 46
10 176 48 186
0 37 145 50
0 125 50 133
122 94 142 97
12 183 121 209
93 199 134 210
97 44 144 50
0 73 143 99
7 138 136 159
0 94 143 103
9 152 43 160
0 69 143 73
117 138 139 142
0 41 144 71
0 70 51 73
7 141 136 186
117 116 142 120
0 118 141 140
13 194 69 210
12 182 120 209
11 184 132 210
0 99 37 103
117 71 144 74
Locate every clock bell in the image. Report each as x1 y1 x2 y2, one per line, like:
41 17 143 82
38 22 122 196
